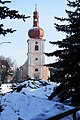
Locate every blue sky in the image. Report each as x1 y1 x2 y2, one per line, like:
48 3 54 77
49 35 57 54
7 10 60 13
0 0 67 67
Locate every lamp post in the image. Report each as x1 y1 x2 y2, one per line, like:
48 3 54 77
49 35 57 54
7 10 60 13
0 41 11 45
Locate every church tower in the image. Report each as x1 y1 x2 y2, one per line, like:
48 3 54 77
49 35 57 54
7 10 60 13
27 5 45 80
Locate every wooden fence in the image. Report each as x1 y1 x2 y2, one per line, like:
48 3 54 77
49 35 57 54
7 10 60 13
46 105 80 120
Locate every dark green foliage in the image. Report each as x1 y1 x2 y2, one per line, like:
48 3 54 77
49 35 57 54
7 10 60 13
18 117 23 120
16 84 26 92
1 68 7 83
0 0 30 36
0 105 4 112
16 86 23 92
47 0 80 106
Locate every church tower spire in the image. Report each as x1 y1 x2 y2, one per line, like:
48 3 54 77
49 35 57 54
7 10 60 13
33 4 39 27
27 6 48 80
28 5 44 39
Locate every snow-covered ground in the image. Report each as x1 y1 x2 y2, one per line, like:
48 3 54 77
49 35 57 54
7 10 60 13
0 79 80 120
1 83 13 94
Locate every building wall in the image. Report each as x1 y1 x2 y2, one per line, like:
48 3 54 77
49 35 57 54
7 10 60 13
27 38 45 79
15 38 50 81
15 61 28 82
43 66 50 81
17 62 50 81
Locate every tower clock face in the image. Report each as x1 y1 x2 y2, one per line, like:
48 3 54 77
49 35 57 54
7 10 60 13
35 58 38 61
35 18 38 21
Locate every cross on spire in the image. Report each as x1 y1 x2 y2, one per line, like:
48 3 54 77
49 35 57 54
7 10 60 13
35 4 37 11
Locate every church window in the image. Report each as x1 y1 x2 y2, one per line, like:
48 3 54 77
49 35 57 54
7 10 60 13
35 41 38 44
35 45 39 51
35 58 38 61
35 68 38 71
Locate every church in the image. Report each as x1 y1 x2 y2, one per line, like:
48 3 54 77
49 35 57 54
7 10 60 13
16 5 50 81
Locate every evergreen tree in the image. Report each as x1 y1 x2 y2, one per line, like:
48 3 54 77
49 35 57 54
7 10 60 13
46 0 80 106
0 0 30 36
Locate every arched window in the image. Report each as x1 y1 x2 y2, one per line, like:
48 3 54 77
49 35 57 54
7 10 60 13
35 45 39 51
35 68 38 72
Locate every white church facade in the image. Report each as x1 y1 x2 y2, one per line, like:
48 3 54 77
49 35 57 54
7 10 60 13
27 38 45 80
16 6 50 81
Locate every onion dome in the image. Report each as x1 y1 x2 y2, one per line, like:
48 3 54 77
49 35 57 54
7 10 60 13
28 5 44 39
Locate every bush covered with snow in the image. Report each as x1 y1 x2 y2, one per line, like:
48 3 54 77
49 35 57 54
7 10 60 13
0 79 79 120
